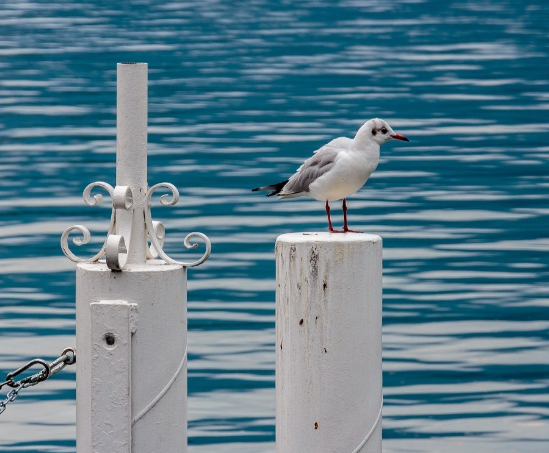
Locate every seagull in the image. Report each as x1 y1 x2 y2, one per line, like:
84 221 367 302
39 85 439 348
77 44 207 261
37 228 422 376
252 118 409 233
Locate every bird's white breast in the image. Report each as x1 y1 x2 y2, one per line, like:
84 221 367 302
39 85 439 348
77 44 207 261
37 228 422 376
308 149 379 201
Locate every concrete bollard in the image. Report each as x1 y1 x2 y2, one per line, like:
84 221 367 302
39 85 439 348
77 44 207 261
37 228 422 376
276 232 383 453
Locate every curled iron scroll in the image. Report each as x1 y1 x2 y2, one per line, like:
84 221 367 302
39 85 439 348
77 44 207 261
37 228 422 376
145 183 211 267
61 182 133 269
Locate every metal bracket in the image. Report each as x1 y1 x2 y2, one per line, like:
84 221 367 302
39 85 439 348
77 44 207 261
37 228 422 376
90 300 138 453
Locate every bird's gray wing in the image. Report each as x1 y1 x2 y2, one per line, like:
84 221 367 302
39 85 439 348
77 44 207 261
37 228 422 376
280 146 339 195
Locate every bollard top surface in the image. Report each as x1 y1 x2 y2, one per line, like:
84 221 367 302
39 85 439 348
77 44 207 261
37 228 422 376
77 261 184 273
118 62 147 66
276 232 381 244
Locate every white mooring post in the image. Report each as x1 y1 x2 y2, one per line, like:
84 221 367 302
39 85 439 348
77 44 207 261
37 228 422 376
276 233 382 453
61 63 210 453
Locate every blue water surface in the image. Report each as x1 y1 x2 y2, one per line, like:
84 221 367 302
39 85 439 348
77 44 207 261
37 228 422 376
0 0 548 452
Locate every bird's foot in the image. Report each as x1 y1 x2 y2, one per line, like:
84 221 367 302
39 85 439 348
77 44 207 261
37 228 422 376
343 228 362 233
329 227 362 233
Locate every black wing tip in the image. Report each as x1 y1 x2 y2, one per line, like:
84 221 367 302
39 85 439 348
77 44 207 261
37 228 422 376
251 180 289 197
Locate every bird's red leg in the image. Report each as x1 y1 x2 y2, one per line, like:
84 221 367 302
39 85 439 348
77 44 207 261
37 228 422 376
342 198 362 233
327 200 344 233
343 198 349 230
326 200 334 232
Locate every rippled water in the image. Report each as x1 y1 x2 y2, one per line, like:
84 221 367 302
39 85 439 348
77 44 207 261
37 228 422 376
1 0 548 451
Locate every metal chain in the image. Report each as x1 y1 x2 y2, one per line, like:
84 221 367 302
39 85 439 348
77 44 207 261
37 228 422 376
0 347 76 415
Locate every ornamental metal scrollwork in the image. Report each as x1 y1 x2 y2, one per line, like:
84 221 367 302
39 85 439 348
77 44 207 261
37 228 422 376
145 183 211 267
61 182 131 268
61 181 210 270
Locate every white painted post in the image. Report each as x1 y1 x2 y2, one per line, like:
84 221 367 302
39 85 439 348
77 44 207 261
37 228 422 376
77 264 187 453
115 63 148 265
276 232 383 453
65 63 210 453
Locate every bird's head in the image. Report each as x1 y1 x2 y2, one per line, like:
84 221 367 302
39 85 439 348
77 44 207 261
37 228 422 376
357 118 409 146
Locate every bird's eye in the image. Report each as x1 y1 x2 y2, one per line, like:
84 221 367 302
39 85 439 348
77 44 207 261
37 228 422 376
381 127 387 134
372 129 377 136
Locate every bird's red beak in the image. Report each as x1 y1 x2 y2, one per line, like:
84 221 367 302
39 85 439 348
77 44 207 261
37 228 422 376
391 134 409 142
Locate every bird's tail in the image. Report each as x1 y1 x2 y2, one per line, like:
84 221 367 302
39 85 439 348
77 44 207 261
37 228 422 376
251 179 289 197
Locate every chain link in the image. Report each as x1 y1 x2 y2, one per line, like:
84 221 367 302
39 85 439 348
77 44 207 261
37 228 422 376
0 347 76 415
